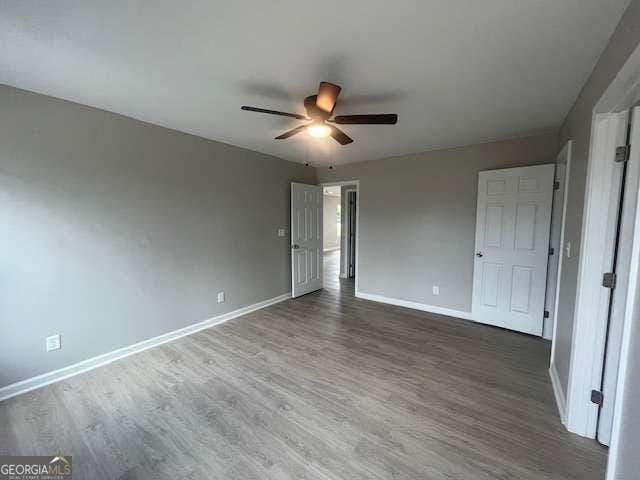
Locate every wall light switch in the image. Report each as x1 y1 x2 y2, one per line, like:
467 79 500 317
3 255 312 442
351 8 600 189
278 228 286 237
565 241 572 259
46 334 61 352
432 285 440 296
217 291 225 303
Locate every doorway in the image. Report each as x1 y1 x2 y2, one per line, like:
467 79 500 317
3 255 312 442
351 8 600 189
321 181 358 295
345 189 357 279
596 105 640 446
322 186 342 290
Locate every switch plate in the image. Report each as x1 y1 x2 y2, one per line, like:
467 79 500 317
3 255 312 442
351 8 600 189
46 334 61 352
217 291 225 303
277 228 286 237
432 285 440 296
565 241 572 258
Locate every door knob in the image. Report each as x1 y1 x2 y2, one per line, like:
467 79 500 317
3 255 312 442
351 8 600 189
292 244 300 249
476 252 483 258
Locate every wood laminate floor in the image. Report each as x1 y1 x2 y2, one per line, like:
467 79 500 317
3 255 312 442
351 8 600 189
323 250 344 292
0 251 606 479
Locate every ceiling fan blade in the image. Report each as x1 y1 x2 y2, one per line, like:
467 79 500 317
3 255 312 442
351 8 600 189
330 125 353 145
241 106 308 120
333 114 398 125
316 82 342 113
275 124 310 140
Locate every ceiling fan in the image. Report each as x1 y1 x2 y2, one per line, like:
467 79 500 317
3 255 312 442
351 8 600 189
241 82 398 145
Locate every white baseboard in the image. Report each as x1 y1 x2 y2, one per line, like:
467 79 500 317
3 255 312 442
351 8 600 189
549 362 567 425
355 291 475 321
0 292 291 402
323 246 340 253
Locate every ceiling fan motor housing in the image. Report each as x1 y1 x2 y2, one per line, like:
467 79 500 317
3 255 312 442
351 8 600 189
304 95 331 121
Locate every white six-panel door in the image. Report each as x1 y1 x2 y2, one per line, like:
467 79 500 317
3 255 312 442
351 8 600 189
471 164 555 335
291 183 323 298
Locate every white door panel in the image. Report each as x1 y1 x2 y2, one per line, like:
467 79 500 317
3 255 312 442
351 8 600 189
291 183 323 297
544 153 568 340
472 164 555 335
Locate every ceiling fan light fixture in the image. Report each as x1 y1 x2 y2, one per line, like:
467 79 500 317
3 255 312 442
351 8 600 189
242 81 397 145
307 123 332 138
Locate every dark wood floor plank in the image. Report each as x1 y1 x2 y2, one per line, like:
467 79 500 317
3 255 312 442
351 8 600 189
0 250 606 479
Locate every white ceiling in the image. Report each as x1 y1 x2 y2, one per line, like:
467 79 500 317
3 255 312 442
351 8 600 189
0 0 630 166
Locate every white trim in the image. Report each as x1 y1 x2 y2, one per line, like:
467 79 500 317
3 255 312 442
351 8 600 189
323 246 340 253
0 293 291 402
320 180 360 187
549 362 567 425
355 291 475 321
549 141 572 360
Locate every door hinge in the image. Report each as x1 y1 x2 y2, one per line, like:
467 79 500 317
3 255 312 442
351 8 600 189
553 181 560 190
549 247 554 256
543 310 550 319
603 272 617 289
615 145 630 163
591 389 604 406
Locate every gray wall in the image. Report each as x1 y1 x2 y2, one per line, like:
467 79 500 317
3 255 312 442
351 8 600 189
0 85 315 388
317 133 558 312
554 0 640 400
323 195 340 250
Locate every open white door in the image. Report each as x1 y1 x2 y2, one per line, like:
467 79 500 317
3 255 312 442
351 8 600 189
291 182 323 298
543 142 571 340
598 106 640 445
471 164 555 335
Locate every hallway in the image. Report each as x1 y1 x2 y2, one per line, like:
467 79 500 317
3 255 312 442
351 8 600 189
323 249 354 295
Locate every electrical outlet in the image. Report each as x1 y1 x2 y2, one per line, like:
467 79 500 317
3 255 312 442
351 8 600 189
277 228 286 237
46 334 61 352
217 291 225 303
432 285 440 296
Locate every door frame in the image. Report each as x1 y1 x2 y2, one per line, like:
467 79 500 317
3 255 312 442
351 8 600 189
566 110 628 437
321 180 360 292
343 187 357 278
608 105 640 478
564 42 640 441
